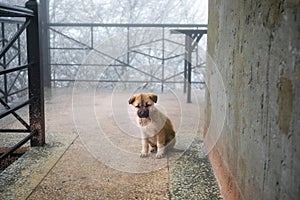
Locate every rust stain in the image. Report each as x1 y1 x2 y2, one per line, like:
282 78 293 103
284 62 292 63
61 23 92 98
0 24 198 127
278 77 293 135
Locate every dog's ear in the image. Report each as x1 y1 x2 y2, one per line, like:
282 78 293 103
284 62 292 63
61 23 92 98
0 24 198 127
149 93 158 103
128 95 136 104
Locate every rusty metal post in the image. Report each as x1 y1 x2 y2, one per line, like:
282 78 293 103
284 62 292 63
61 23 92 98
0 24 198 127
1 22 8 103
161 27 165 93
183 35 188 94
186 34 192 103
39 0 51 87
26 0 45 146
127 26 130 65
186 35 193 103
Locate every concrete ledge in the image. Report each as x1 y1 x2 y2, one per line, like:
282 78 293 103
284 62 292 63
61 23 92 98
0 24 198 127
208 146 243 200
0 132 77 200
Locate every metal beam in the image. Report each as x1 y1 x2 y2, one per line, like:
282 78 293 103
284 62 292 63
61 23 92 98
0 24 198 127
161 28 164 92
170 29 207 35
0 19 31 59
0 98 30 130
0 64 29 75
0 2 34 17
186 34 192 103
51 79 205 84
0 99 31 119
49 23 207 28
0 132 35 160
40 0 51 87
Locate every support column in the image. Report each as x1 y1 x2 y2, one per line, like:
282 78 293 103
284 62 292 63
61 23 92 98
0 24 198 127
39 0 51 87
186 34 192 103
26 0 45 146
183 35 188 94
170 29 207 103
161 27 165 93
1 22 8 103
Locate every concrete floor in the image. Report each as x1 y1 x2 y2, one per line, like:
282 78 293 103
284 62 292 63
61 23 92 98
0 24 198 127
0 88 222 199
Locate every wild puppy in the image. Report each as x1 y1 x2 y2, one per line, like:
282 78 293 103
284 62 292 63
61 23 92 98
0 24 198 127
128 93 176 158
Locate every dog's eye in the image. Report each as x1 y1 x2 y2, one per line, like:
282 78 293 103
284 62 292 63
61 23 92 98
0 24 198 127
145 104 151 107
135 105 140 108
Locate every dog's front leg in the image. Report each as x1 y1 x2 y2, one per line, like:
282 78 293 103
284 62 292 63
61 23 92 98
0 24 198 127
156 135 165 158
140 138 149 157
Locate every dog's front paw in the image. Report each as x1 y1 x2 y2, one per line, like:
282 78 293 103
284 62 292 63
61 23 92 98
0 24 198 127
155 152 165 159
140 152 149 158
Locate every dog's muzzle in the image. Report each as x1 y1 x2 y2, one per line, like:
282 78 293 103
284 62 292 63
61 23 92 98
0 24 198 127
137 109 149 118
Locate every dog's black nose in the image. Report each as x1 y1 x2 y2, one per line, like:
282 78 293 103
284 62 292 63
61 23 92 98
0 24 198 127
137 109 149 118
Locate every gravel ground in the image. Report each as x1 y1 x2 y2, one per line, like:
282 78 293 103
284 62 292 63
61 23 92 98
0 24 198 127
169 139 223 200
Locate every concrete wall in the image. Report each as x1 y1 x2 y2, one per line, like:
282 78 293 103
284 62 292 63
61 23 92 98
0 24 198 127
205 0 300 199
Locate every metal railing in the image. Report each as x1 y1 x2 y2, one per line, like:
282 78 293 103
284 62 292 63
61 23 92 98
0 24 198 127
0 0 45 160
48 23 207 101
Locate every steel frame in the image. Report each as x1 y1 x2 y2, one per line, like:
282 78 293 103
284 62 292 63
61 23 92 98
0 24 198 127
48 23 207 97
0 0 45 160
171 29 207 102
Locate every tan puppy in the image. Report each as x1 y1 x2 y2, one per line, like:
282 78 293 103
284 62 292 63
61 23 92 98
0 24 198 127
128 93 176 158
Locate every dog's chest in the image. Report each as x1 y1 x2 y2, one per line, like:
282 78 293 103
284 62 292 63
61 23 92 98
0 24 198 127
138 108 165 138
140 121 160 138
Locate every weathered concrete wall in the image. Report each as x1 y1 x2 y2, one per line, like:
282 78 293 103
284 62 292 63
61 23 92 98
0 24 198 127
206 0 300 199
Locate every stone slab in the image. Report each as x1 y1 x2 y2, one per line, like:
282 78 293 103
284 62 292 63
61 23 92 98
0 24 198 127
0 132 77 200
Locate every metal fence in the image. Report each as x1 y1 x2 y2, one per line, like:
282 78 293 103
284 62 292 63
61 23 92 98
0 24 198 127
0 0 45 160
48 23 207 102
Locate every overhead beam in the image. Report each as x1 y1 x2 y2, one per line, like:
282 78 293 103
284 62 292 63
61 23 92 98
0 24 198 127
49 23 207 28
